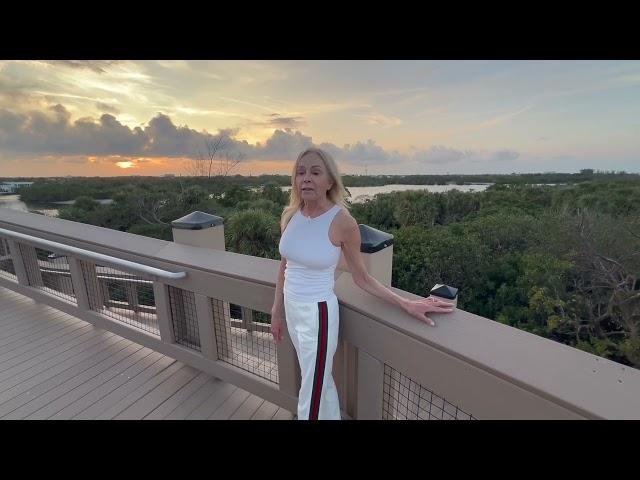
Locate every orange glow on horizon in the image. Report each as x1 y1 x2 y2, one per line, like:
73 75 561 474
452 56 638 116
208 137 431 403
1 156 310 177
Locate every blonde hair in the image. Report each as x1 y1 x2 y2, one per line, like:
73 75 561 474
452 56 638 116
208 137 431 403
280 148 350 231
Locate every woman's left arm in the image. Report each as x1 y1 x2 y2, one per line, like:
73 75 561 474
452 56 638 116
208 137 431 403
339 213 454 326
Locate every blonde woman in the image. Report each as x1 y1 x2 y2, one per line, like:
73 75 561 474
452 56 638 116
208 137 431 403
272 148 454 420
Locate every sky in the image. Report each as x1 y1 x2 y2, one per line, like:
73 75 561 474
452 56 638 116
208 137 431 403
0 60 639 177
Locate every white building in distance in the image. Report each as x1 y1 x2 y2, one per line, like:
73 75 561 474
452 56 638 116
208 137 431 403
0 182 34 193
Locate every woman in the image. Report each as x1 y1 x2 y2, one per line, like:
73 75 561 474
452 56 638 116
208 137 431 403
271 148 454 420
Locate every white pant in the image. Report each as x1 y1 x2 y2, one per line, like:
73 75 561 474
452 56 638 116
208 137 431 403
284 293 341 420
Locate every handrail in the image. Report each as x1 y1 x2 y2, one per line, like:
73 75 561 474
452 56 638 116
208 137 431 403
0 227 187 281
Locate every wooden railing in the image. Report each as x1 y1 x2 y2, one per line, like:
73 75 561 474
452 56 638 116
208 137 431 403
1 208 639 419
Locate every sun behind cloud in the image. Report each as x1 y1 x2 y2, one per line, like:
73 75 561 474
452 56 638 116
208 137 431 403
116 161 134 169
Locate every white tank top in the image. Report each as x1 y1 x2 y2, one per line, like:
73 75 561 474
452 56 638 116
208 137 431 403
278 204 342 302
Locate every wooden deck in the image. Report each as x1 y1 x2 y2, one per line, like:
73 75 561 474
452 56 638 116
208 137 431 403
0 286 294 420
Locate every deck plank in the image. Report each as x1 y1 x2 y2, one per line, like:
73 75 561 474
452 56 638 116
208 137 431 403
67 352 169 419
250 399 280 420
208 388 251 420
272 407 295 420
0 286 292 420
229 394 265 420
0 319 93 360
3 341 141 419
114 365 202 420
94 361 186 419
0 330 117 392
165 377 233 420
143 371 212 420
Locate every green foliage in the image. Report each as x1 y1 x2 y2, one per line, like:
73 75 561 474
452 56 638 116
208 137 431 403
236 199 282 217
178 186 208 210
392 191 439 228
74 196 100 211
220 184 253 207
225 208 281 259
391 225 490 310
261 182 289 206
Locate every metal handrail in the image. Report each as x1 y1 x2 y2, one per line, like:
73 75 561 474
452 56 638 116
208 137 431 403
0 227 187 281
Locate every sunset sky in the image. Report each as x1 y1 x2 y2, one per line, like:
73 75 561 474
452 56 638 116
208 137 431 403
1 60 639 177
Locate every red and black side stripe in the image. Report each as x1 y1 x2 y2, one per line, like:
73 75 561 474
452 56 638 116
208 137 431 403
309 301 329 420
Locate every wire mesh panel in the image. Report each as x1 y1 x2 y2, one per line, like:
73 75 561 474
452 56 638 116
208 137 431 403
80 260 160 336
18 243 76 304
0 236 17 281
211 298 278 384
383 364 476 420
168 286 201 351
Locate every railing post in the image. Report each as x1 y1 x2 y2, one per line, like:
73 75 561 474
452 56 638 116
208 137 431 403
80 261 109 312
7 239 30 286
125 282 141 313
277 331 301 400
336 224 394 286
333 339 346 413
68 257 91 311
240 306 254 333
152 281 175 344
356 350 384 420
12 242 43 286
194 292 218 360
332 341 365 419
169 286 200 346
95 274 109 310
171 211 230 349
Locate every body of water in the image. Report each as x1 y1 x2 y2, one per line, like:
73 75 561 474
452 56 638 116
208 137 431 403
0 195 59 217
0 196 115 218
282 183 492 203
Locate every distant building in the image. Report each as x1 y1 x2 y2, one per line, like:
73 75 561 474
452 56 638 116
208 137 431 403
0 182 34 193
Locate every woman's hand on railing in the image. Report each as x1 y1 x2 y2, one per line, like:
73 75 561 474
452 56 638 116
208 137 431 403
270 308 285 343
403 297 455 327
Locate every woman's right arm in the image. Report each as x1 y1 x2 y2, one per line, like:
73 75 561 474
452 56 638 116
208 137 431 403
270 256 287 342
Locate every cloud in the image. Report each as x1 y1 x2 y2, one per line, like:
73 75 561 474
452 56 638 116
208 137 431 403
255 129 315 159
491 150 519 162
0 106 147 156
353 112 403 127
267 115 306 129
413 146 466 164
40 60 121 74
0 76 45 110
62 157 90 164
413 146 519 165
248 114 306 129
328 140 406 166
96 102 120 114
0 105 519 170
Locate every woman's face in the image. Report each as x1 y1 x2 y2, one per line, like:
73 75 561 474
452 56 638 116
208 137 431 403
295 152 334 203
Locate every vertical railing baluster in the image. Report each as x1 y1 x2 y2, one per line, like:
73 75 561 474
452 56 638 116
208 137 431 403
7 239 30 286
195 293 218 360
356 350 384 420
126 282 141 314
16 243 43 286
211 298 231 358
240 306 254 333
152 281 175 344
276 329 300 404
68 257 91 311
